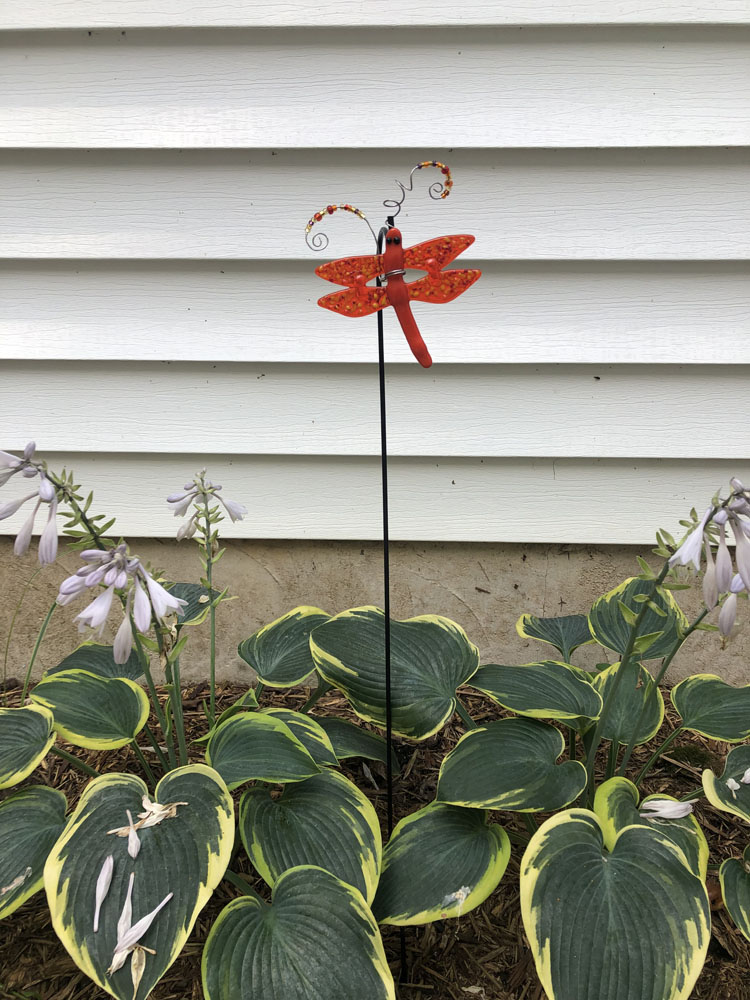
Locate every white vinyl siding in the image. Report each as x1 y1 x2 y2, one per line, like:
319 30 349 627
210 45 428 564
1 9 748 543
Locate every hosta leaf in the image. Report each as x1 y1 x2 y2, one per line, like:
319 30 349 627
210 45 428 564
436 718 586 812
591 660 663 745
46 642 143 681
589 577 687 660
30 670 149 750
372 802 510 926
205 712 320 790
310 606 479 741
672 674 750 741
515 613 594 662
238 606 330 688
260 708 338 767
0 704 56 789
240 769 381 903
44 764 234 1000
520 810 710 1000
313 716 400 772
0 786 67 919
702 745 750 823
720 845 750 942
594 777 707 879
469 661 602 724
202 866 395 1000
167 583 221 629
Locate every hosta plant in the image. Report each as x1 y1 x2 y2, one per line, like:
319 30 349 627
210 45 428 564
2 444 750 1000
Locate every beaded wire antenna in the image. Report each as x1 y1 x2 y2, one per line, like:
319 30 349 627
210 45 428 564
304 163 480 980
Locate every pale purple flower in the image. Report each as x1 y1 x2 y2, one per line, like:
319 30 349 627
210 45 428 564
0 444 59 564
669 508 712 571
93 855 114 933
56 543 187 663
715 521 733 592
639 799 694 820
167 470 247 540
702 539 718 609
730 516 750 592
719 592 738 637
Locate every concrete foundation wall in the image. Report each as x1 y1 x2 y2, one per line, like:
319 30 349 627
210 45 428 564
1 537 744 689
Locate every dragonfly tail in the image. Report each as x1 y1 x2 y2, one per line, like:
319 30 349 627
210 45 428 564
393 301 432 368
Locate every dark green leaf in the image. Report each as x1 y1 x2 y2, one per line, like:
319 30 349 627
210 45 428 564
468 661 601 724
515 613 594 662
205 712 320 790
0 705 56 789
0 786 67 919
588 577 687 660
238 606 330 687
46 642 143 682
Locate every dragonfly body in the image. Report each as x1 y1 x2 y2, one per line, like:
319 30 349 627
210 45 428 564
315 227 480 368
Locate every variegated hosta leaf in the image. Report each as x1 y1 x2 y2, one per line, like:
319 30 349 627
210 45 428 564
0 786 67 919
594 777 708 879
588 577 688 661
372 802 510 926
205 712 320 790
672 674 750 741
47 642 143 681
167 583 221 629
720 844 750 942
313 716 400 772
516 613 594 662
0 704 56 789
237 606 330 688
30 670 150 750
702 744 750 822
591 660 664 745
310 606 480 740
202 866 395 1000
260 708 339 767
436 718 586 812
45 764 234 1000
468 661 602 724
520 810 710 1000
240 769 381 903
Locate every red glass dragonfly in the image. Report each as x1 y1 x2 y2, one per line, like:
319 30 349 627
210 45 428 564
314 227 481 368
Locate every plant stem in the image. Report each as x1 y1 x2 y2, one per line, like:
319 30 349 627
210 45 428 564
21 601 56 702
680 786 705 802
584 562 670 803
299 676 331 714
523 814 539 836
202 505 217 726
568 726 577 761
3 567 43 703
131 741 158 788
605 741 618 781
254 681 265 703
48 474 108 551
142 723 170 772
50 745 100 778
223 869 265 903
634 727 683 787
617 607 709 778
454 698 478 730
154 629 180 766
171 656 189 766
132 627 175 769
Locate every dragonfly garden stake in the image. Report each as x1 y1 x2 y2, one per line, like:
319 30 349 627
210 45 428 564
305 161 480 980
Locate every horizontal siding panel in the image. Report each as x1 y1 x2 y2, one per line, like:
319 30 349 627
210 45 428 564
3 261 749 365
0 453 742 543
3 361 749 459
3 149 749 261
2 28 749 147
5 1 750 29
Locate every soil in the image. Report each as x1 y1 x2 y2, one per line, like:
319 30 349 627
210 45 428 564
1 679 749 1000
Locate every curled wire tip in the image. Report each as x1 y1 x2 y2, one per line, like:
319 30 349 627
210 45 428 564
305 203 377 251
383 161 453 220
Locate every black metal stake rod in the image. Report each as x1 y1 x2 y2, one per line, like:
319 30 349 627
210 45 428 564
375 225 408 986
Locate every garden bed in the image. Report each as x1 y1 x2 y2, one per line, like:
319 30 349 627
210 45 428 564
2 679 749 1000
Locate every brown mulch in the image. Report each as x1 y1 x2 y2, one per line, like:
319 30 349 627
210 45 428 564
1 680 749 1000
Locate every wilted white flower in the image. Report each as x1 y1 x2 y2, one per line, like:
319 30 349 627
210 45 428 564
167 470 247 540
639 799 694 820
136 795 187 829
669 508 712 571
93 855 114 933
57 543 187 663
106 809 141 859
108 879 173 975
0 443 59 565
727 778 741 798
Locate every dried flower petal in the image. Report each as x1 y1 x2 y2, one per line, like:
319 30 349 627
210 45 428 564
93 855 114 933
639 799 694 819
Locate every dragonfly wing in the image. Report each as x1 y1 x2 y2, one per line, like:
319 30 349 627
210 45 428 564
315 253 383 286
408 268 482 304
403 235 475 271
318 285 388 317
